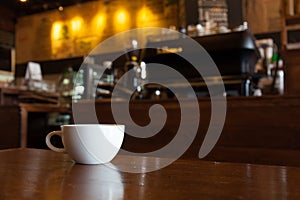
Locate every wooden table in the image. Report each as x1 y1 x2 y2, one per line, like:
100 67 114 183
1 148 300 199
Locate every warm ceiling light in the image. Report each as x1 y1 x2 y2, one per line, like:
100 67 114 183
58 6 64 12
52 21 63 40
19 0 27 2
115 10 127 24
71 17 83 32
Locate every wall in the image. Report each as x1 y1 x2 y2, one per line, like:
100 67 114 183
15 0 178 64
283 49 300 94
15 0 290 64
243 0 282 34
227 0 243 29
0 6 15 34
0 6 15 83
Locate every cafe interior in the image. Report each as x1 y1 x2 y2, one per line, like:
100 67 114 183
1 0 300 199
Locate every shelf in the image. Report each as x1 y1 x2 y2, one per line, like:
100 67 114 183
285 14 300 25
97 83 114 88
286 42 300 50
96 83 114 98
280 0 300 50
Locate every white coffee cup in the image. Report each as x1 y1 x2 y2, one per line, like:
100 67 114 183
46 124 125 164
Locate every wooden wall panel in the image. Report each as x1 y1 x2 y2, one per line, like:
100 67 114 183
0 6 15 33
243 0 282 34
0 106 20 149
282 49 300 95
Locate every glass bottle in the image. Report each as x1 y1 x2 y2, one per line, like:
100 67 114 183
102 61 114 85
58 67 74 107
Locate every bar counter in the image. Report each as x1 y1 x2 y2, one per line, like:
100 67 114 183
1 94 300 166
73 95 300 166
1 148 300 199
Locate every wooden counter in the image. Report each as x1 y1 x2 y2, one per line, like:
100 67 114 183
1 94 299 166
0 86 59 105
73 95 300 166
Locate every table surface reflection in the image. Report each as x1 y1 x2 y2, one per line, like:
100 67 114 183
1 148 300 199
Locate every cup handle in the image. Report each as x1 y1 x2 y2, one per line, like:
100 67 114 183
45 131 66 153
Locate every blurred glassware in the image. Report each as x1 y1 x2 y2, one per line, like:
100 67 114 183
58 67 74 107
